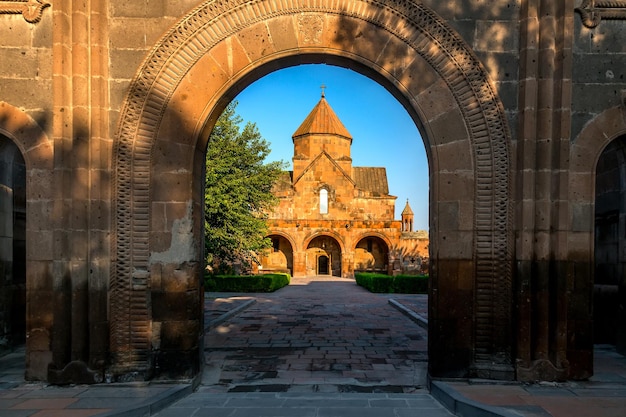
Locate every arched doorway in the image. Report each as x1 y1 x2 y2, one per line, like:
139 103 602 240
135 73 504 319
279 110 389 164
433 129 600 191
594 136 626 350
0 102 53 381
111 0 513 380
307 236 341 277
569 105 626 378
317 255 329 275
0 135 26 354
355 236 389 274
259 234 294 276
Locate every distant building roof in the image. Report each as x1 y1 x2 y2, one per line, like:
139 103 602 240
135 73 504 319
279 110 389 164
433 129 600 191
352 167 389 196
292 95 352 140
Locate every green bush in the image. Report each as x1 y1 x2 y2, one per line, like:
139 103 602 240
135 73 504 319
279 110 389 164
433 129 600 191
204 273 290 292
355 273 393 293
355 272 428 294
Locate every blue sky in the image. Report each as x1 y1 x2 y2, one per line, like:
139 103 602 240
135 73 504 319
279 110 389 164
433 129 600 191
234 64 429 230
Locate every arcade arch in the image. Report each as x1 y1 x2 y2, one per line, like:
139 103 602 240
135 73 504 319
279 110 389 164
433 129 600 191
112 0 513 380
354 235 390 274
260 233 295 276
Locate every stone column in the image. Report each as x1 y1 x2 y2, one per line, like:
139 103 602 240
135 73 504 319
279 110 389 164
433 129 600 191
48 0 111 384
292 251 307 277
516 0 576 381
341 251 353 278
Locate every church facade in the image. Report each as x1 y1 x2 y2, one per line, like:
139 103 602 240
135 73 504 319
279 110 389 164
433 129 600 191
258 93 429 277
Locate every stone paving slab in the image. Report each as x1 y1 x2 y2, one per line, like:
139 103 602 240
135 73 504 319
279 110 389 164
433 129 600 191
154 391 454 417
445 345 626 417
0 380 192 417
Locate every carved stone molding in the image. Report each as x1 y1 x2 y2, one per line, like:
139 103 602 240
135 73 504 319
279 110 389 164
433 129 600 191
576 0 626 28
0 0 50 23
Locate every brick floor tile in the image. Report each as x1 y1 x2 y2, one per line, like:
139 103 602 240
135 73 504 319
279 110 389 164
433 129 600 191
11 398 78 409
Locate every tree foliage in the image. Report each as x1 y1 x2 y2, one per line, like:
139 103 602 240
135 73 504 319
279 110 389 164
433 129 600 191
204 101 285 272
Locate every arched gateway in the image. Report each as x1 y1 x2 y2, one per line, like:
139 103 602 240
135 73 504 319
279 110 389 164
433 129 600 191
112 0 513 380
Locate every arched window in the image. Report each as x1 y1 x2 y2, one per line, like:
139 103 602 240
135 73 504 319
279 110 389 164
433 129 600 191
320 188 328 214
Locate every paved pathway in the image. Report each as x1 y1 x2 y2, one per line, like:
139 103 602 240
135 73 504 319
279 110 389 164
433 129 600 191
161 276 451 416
202 276 429 392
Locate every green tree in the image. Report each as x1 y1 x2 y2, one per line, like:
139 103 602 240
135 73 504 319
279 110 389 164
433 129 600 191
204 101 285 273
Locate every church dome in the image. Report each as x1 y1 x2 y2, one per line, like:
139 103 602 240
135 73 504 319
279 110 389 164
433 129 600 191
292 93 352 141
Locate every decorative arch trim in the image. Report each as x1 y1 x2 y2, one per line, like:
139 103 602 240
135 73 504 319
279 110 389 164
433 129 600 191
570 105 626 239
354 232 393 251
0 101 52 170
112 0 513 374
303 232 346 253
265 231 297 251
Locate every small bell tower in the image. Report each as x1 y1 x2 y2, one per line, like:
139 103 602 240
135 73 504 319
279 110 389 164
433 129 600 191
401 199 414 232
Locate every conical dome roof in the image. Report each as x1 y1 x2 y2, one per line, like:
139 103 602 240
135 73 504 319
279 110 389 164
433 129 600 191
402 199 414 215
292 94 352 140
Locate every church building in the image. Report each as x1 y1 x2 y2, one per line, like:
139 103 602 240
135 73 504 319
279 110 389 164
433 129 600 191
259 92 428 277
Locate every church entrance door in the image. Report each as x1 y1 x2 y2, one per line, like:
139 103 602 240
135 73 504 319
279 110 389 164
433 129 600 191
318 255 329 275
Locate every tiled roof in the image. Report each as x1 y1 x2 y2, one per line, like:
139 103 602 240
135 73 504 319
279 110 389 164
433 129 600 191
352 167 390 196
292 96 352 139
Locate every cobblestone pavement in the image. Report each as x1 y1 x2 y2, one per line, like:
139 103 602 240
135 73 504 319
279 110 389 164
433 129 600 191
203 276 429 393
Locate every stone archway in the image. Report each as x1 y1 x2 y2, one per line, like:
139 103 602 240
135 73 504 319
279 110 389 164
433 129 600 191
0 102 54 381
569 104 626 376
0 135 26 353
594 136 626 348
355 235 390 274
112 0 513 380
260 234 294 276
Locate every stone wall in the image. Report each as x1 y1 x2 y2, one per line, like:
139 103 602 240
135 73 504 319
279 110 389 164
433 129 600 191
573 19 626 137
0 13 52 127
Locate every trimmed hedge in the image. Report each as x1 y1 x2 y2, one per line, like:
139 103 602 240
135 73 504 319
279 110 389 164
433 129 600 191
205 273 290 292
355 272 428 294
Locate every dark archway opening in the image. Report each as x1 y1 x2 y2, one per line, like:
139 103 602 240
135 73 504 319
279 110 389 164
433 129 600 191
202 63 430 389
594 135 626 353
259 235 294 275
0 135 26 355
354 236 389 274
